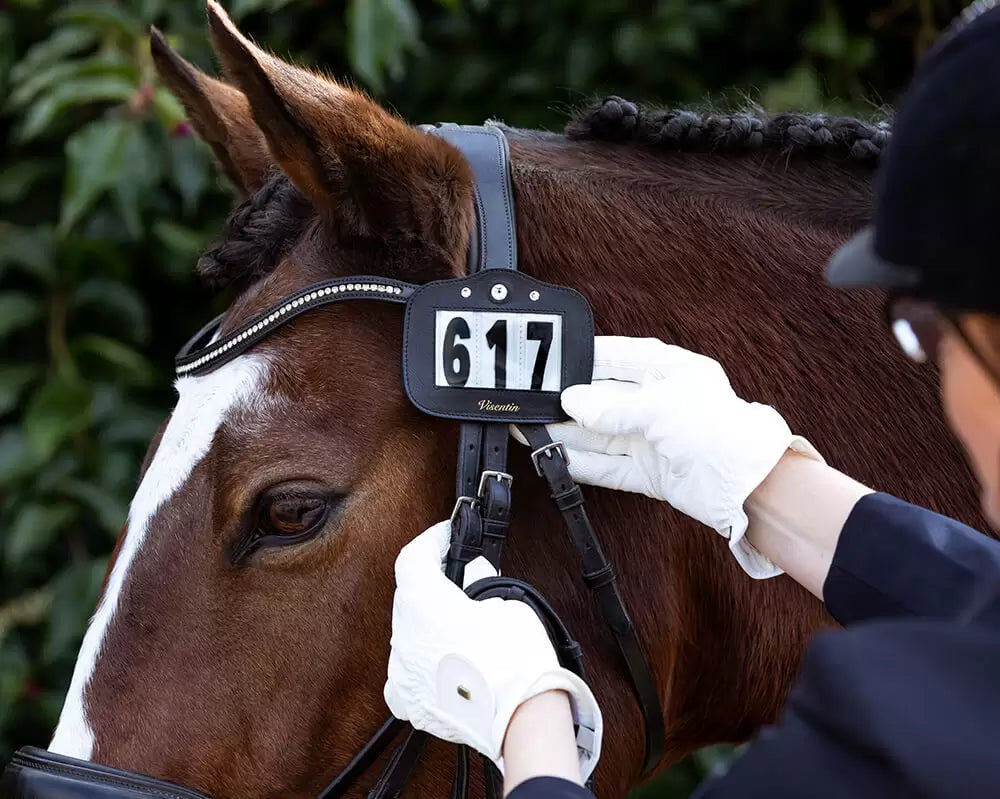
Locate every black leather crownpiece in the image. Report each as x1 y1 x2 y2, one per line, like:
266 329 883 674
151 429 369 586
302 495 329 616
419 125 517 272
1 748 211 799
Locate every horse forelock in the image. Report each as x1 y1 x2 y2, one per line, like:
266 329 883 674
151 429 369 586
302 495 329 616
50 354 274 760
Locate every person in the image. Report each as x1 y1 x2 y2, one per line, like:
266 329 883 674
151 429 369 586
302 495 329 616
384 3 1000 797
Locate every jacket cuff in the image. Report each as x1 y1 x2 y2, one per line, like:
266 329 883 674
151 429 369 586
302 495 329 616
507 777 594 799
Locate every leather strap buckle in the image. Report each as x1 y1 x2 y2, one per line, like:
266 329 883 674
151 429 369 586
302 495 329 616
530 441 569 476
477 470 513 497
450 495 479 524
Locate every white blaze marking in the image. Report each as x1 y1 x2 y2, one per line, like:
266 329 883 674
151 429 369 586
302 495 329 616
49 355 270 759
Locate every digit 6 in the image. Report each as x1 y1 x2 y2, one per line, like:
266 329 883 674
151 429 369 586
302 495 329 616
443 316 471 386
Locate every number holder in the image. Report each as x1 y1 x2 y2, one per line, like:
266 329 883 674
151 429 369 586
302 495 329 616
402 270 594 424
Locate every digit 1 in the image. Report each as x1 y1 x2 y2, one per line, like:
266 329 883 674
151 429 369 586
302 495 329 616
526 321 553 390
485 319 507 389
443 317 471 386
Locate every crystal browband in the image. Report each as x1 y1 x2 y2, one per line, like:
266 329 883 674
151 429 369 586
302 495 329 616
175 277 417 377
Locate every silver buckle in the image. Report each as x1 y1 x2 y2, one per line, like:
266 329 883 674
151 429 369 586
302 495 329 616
477 470 513 497
450 495 479 524
530 441 568 476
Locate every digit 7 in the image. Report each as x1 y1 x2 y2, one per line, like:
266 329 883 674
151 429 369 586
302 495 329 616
526 321 553 390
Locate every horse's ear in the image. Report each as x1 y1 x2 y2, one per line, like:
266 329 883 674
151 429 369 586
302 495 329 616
205 1 473 253
150 26 271 195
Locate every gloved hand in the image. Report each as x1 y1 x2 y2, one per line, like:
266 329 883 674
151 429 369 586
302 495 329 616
383 521 603 778
539 337 822 579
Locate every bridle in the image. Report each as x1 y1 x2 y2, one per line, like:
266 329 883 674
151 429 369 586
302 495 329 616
2 125 665 799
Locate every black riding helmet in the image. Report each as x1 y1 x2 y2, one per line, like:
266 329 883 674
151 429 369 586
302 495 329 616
826 0 1000 315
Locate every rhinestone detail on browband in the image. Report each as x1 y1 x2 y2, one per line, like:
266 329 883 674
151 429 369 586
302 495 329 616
175 277 416 377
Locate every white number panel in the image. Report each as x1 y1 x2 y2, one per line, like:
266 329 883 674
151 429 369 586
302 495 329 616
434 311 563 391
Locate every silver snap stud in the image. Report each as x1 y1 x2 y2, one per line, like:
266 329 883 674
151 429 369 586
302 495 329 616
461 287 472 298
529 290 540 302
491 283 508 301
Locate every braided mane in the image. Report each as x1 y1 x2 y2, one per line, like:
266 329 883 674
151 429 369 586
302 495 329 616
198 173 312 290
567 96 891 164
199 98 889 289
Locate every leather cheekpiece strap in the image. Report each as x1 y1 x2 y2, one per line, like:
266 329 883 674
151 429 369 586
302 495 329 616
518 424 666 776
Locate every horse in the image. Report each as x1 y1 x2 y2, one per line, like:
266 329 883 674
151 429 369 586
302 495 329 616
38 4 983 797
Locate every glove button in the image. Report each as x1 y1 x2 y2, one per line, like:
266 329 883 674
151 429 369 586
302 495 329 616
437 655 495 736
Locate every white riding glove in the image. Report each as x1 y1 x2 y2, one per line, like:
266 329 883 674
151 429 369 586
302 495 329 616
383 521 603 779
542 337 822 579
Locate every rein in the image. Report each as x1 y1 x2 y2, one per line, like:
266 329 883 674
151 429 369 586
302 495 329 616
1 125 665 799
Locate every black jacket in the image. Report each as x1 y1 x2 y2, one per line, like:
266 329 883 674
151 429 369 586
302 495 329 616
508 493 1000 799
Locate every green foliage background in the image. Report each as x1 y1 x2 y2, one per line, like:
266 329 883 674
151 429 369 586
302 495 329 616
0 0 968 793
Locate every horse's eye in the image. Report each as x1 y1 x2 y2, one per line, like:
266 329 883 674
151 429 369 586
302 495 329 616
231 484 338 564
251 487 334 550
261 495 328 537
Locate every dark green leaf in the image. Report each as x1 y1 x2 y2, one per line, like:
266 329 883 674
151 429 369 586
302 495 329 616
110 125 163 239
0 160 58 205
348 0 422 90
43 558 106 664
23 378 92 460
0 365 41 418
152 220 209 279
166 134 211 215
18 76 136 143
32 452 84 494
803 7 847 59
0 293 42 338
59 118 135 233
0 16 16 99
762 64 822 111
73 335 156 385
54 2 144 37
100 413 163 447
4 504 76 568
0 428 40 486
72 279 150 343
9 27 98 84
0 226 56 282
54 479 126 538
7 52 134 110
152 87 186 131
0 641 30 709
230 0 271 18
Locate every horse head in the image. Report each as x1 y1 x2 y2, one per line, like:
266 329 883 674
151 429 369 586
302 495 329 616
49 6 478 795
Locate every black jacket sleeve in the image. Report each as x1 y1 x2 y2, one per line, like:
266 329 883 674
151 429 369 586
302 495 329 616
506 777 593 799
824 492 1000 626
694 493 1000 798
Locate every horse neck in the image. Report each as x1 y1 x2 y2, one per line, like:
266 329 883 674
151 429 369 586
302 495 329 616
497 135 874 778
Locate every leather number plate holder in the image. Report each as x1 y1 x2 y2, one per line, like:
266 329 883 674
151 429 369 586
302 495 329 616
403 270 594 423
